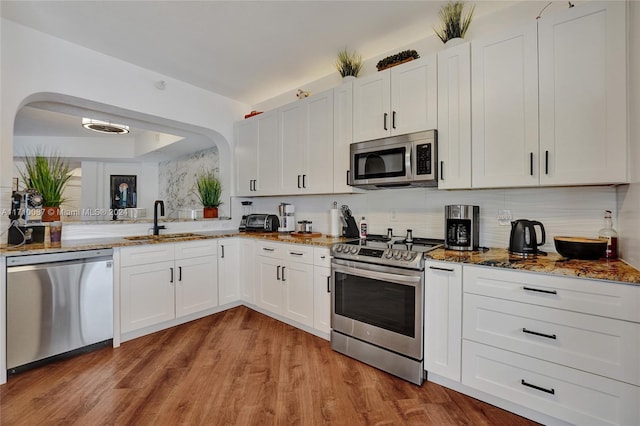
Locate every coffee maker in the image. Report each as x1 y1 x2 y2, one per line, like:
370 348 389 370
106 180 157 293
445 205 479 251
278 202 296 232
8 189 45 245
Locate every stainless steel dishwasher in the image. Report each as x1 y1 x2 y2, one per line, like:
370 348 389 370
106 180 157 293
6 249 114 375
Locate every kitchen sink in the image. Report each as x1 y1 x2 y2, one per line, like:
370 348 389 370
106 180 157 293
124 232 201 241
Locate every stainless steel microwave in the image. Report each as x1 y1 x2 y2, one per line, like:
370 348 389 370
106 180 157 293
349 130 437 189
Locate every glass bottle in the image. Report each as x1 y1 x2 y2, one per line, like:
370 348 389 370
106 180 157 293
359 216 368 239
598 210 618 259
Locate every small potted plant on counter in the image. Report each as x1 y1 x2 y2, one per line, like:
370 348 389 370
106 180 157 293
18 149 73 222
195 170 222 218
335 47 363 80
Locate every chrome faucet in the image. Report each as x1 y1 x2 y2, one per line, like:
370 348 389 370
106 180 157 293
153 200 166 235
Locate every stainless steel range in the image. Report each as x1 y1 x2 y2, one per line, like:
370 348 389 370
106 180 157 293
330 231 443 385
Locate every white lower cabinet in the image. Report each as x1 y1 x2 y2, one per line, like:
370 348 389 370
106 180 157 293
461 265 640 425
255 242 314 328
120 240 218 334
218 238 240 305
424 261 462 382
313 248 331 335
463 340 640 426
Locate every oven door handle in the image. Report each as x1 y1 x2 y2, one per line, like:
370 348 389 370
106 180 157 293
331 262 423 286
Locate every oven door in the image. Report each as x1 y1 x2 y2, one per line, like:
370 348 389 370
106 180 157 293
331 258 424 360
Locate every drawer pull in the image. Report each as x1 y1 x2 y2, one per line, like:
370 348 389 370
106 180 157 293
320 255 326 259
429 266 454 272
523 286 557 295
289 252 304 256
521 379 555 395
262 247 275 252
522 328 557 340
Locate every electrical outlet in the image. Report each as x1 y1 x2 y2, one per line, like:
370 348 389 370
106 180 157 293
498 209 512 226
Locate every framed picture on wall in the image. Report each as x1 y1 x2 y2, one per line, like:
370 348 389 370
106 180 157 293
110 175 137 209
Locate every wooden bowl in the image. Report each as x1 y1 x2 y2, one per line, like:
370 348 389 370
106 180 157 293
554 236 607 260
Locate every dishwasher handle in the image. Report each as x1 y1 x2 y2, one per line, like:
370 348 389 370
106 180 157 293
6 249 114 267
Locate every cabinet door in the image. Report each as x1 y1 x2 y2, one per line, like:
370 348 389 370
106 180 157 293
255 110 280 195
256 256 284 315
304 90 334 193
538 2 627 185
239 239 256 304
313 266 331 335
424 261 462 382
218 239 240 305
279 102 306 193
175 255 218 317
333 81 355 193
235 118 258 196
282 260 314 327
121 261 175 333
437 43 471 189
391 54 438 135
472 23 539 188
353 70 391 142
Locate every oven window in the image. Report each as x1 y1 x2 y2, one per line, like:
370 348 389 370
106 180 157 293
334 271 415 337
354 147 406 179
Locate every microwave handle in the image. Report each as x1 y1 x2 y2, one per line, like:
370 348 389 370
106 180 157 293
406 146 412 177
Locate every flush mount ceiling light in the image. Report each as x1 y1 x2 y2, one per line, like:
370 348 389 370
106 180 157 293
82 117 130 134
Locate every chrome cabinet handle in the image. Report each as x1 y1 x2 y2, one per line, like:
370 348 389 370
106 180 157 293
522 328 556 340
521 379 555 395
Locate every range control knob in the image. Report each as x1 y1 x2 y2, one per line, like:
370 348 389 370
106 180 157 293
384 250 394 259
335 245 343 253
394 251 404 260
350 246 359 254
403 252 413 261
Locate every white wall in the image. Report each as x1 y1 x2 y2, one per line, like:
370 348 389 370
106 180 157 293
1 18 248 231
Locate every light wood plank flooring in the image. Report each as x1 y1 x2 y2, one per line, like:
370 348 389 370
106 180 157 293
0 306 539 425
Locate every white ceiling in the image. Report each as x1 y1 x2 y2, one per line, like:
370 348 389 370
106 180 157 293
2 0 513 159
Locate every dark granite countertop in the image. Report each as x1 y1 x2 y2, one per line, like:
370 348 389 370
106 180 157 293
1 232 638 285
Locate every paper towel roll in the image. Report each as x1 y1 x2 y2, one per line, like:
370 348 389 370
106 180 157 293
329 207 340 237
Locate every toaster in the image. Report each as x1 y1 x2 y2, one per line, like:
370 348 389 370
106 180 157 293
240 214 280 232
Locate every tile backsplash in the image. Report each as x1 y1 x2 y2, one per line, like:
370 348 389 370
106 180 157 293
244 185 618 253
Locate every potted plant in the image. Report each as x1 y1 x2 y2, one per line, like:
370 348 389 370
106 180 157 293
195 170 222 218
18 150 73 222
433 1 476 44
335 47 363 80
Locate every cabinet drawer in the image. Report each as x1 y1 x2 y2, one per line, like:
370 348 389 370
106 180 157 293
120 244 175 267
462 340 640 426
282 244 314 264
464 293 640 386
255 241 284 259
464 265 640 322
314 247 331 268
174 240 217 260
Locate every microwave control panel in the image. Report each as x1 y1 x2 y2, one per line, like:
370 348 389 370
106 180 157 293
415 143 432 175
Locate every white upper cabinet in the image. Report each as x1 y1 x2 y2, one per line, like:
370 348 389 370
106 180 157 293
333 81 357 193
353 55 437 142
234 110 279 196
471 22 539 188
538 1 627 185
472 1 627 189
437 42 472 189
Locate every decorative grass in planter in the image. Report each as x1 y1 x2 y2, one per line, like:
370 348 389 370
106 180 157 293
433 1 476 44
376 50 420 72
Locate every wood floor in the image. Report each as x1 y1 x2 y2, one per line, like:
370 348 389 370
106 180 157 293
0 306 539 425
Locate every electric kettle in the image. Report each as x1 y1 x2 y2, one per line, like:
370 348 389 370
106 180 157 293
509 219 546 256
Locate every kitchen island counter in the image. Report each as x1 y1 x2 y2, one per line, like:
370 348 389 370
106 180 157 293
427 248 640 285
